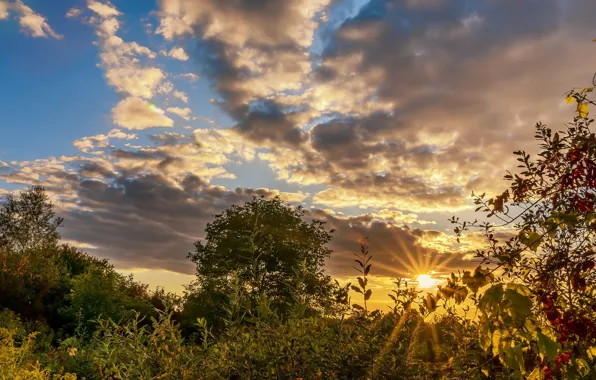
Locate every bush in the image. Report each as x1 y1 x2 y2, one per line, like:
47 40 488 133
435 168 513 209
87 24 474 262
0 327 76 380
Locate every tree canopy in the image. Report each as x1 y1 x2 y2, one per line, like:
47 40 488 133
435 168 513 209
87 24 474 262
187 195 338 316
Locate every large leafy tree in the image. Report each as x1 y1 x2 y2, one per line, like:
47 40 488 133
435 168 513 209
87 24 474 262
187 196 337 317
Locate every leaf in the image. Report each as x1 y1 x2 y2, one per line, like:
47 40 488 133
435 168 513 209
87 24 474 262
519 231 542 252
454 286 468 304
479 283 504 313
527 367 542 380
504 343 525 374
505 288 532 319
352 303 364 310
491 329 502 357
463 267 493 294
358 276 366 289
425 294 438 313
537 331 559 361
479 321 491 352
364 264 371 275
350 285 363 294
578 102 589 118
364 289 372 301
573 358 591 377
566 94 575 104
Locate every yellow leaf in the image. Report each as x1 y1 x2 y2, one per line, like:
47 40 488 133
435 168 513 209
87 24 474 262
578 103 589 118
566 94 575 104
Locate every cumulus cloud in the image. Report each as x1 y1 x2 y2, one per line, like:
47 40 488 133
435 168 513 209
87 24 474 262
162 46 189 61
166 106 192 120
112 97 174 130
104 67 164 99
87 0 121 17
73 0 177 121
1 0 62 39
172 90 189 103
154 0 332 147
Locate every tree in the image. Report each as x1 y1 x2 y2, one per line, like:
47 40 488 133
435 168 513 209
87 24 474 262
187 196 338 318
449 85 596 378
0 186 66 320
0 185 63 252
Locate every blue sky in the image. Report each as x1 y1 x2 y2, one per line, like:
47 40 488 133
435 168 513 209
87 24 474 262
1 0 595 300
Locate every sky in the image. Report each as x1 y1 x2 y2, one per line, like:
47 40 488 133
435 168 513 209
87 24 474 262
1 0 596 309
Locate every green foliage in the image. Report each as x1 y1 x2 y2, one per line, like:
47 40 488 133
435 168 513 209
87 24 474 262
61 265 154 334
90 308 198 379
0 327 76 380
187 195 340 318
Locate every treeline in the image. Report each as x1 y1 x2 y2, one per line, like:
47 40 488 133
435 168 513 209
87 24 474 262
2 86 596 379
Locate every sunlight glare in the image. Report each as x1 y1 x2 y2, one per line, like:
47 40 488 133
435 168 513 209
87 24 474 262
416 274 438 289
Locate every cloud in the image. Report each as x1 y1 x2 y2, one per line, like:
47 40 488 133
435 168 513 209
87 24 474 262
72 0 181 123
191 0 596 212
179 73 199 82
73 129 137 153
104 67 164 99
87 0 121 17
0 1 9 20
155 0 331 146
56 174 314 273
306 209 476 278
166 106 192 120
162 46 189 61
2 0 63 39
172 90 188 103
112 97 175 130
3 162 465 276
65 7 82 18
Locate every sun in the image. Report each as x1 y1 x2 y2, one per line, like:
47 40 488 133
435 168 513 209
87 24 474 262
416 274 438 289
